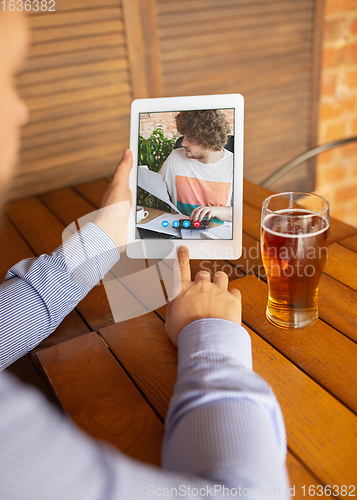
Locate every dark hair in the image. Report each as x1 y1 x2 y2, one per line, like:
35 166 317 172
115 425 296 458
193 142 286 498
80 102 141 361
175 110 231 151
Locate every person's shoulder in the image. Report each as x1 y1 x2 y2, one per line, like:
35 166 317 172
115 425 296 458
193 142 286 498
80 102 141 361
166 148 186 165
171 148 186 158
223 148 234 159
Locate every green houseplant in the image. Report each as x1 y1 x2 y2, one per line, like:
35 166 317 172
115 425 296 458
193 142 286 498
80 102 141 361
137 126 177 211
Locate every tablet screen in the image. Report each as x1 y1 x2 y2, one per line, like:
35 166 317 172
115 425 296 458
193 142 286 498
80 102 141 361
136 109 234 241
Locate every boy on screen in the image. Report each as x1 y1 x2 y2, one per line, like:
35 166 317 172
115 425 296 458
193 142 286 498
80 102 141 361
159 110 233 224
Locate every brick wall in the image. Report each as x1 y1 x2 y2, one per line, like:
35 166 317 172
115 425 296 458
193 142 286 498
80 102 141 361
140 112 178 140
316 0 357 227
139 110 235 140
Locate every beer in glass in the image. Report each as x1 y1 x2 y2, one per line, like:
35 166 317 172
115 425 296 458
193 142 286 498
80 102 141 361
261 192 329 328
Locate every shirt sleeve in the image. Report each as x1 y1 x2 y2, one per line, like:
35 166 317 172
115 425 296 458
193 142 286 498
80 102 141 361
163 318 290 491
0 318 290 499
0 222 119 371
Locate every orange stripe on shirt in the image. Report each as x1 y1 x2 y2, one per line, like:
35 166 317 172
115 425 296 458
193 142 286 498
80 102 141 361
175 175 231 207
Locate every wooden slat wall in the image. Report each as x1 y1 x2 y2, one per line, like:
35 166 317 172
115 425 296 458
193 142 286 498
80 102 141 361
11 0 323 200
12 0 132 200
155 0 323 191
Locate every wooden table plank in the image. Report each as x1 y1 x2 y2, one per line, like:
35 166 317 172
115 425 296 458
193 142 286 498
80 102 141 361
243 180 272 209
329 217 357 244
40 187 97 223
318 274 357 344
37 332 164 466
340 234 357 253
32 313 91 357
324 243 357 292
6 197 64 253
6 197 67 254
231 275 357 414
0 213 35 281
229 232 264 277
100 303 357 488
100 312 177 421
286 453 331 500
243 202 261 241
246 322 357 488
74 178 110 208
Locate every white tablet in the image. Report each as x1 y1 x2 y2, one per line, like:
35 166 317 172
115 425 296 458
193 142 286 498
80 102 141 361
127 94 244 260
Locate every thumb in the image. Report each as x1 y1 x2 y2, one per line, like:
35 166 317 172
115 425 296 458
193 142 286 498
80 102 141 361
100 149 133 208
113 149 133 186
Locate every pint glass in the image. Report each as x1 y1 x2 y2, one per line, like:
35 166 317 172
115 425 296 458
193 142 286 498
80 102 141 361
261 192 330 329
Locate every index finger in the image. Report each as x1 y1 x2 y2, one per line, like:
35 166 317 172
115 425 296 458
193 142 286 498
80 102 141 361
177 246 191 283
169 246 191 301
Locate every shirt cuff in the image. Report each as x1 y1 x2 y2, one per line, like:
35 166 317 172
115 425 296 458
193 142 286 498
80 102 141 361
177 318 252 371
62 222 120 289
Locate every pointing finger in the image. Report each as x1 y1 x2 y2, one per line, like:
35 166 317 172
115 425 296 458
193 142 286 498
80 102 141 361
170 246 191 300
177 246 191 283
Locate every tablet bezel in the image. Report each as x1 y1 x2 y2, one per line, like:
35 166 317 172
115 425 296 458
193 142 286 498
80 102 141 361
127 94 244 260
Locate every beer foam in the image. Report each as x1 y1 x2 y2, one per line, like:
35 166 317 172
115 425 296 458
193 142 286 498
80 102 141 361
262 210 330 238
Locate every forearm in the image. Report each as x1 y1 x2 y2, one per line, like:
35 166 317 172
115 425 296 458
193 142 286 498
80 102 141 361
215 206 232 221
0 223 119 370
189 205 232 222
163 319 290 492
0 320 289 499
0 363 289 500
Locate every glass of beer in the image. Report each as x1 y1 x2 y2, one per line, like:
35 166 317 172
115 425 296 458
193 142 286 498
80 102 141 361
261 192 329 329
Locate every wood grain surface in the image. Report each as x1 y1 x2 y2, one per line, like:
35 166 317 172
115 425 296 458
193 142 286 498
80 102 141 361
340 234 357 253
100 312 177 420
231 275 357 414
0 213 35 281
245 322 357 488
318 273 357 343
99 296 357 489
324 243 357 291
37 332 164 466
4 174 357 493
74 179 110 208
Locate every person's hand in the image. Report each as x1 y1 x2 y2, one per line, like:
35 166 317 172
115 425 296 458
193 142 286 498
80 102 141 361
189 205 233 222
94 149 133 250
189 205 220 221
165 247 241 347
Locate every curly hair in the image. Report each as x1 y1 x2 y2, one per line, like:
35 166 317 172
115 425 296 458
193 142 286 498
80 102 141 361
175 110 231 151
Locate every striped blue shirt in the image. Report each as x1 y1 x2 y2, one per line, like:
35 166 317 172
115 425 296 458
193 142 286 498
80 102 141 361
0 222 290 499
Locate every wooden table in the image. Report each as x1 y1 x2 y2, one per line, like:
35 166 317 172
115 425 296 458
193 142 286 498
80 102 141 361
2 179 357 496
